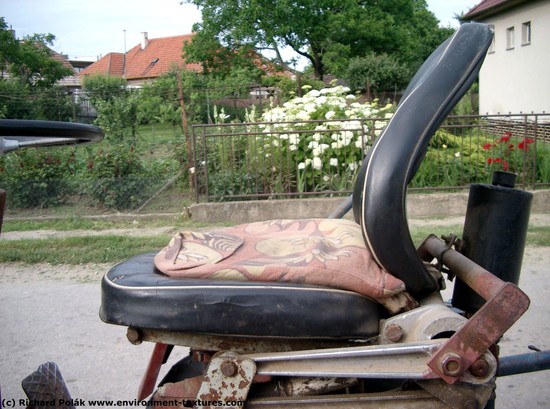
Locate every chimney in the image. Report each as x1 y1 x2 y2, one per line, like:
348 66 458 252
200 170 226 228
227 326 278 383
141 32 149 50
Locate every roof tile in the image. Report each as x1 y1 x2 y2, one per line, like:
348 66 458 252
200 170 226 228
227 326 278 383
81 34 201 80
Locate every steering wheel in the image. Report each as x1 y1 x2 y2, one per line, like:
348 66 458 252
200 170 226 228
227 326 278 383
0 119 104 155
0 119 104 234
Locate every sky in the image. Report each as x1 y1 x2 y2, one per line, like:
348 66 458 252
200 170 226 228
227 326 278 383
1 0 478 62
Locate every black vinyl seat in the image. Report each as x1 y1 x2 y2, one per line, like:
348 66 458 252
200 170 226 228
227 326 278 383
100 23 493 339
100 252 382 339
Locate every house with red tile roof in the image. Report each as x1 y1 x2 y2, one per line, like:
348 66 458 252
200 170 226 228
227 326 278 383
81 33 201 86
462 0 550 115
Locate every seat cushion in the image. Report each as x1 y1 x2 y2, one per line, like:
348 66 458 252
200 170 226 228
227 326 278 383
100 252 383 339
154 219 407 302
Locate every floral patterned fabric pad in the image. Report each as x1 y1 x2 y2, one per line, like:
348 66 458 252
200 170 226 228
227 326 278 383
154 219 414 312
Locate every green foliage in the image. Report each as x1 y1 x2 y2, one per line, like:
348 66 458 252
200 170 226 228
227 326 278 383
83 75 141 144
535 142 550 184
0 17 76 120
1 18 72 88
83 75 128 105
94 93 140 143
0 81 76 121
346 53 410 93
83 145 154 210
182 0 454 80
0 148 79 208
0 235 171 264
201 86 395 198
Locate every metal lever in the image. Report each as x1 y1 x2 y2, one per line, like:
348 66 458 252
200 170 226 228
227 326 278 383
418 235 530 384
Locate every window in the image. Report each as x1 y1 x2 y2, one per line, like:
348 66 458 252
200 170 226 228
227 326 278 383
506 26 515 50
522 21 531 45
488 25 496 53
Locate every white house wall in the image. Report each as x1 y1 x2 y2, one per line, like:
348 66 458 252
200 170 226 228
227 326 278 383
478 1 550 115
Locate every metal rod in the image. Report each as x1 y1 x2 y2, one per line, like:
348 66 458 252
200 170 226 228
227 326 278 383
328 194 353 218
418 234 505 301
498 350 550 377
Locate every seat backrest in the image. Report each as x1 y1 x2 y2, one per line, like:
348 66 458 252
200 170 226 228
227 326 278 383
352 23 493 297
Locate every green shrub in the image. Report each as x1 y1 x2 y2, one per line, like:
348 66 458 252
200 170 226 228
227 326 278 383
247 85 395 194
84 145 154 210
0 148 78 208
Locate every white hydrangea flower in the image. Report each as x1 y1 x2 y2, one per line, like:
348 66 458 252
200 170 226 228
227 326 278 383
312 157 322 170
325 110 336 120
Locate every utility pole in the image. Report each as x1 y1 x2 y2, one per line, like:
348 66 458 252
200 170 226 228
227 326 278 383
176 71 194 194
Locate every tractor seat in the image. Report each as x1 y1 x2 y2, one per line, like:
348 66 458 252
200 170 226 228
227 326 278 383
100 219 410 340
100 23 494 340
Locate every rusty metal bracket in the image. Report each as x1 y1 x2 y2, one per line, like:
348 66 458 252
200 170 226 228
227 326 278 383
418 235 530 384
197 352 256 405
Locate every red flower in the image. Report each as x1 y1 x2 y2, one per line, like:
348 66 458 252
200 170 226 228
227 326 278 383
495 157 502 163
87 162 94 170
503 161 509 171
518 137 536 151
501 135 510 143
487 158 493 165
483 143 492 150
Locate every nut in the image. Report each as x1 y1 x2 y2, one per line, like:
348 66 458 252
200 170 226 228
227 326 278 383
470 358 490 378
220 360 238 377
441 353 463 377
384 323 404 342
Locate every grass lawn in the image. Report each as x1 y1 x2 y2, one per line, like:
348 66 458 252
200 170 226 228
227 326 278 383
1 219 548 265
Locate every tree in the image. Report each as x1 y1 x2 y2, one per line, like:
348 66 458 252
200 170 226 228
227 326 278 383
83 75 139 143
1 18 75 120
181 0 454 81
0 18 19 76
1 18 72 88
346 52 410 96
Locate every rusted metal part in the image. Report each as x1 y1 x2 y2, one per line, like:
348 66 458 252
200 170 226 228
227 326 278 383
247 340 445 379
197 352 256 406
244 389 453 408
152 376 203 409
130 328 362 353
137 342 170 401
418 235 530 384
126 327 142 345
417 378 495 409
419 235 507 300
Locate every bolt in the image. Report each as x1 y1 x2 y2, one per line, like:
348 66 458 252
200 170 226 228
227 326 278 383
220 360 238 377
470 358 490 378
384 323 404 342
441 353 463 377
126 327 142 345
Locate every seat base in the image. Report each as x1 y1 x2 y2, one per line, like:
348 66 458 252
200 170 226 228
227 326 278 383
100 252 383 340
